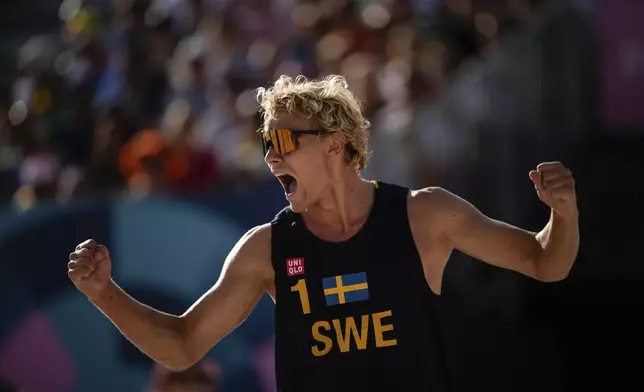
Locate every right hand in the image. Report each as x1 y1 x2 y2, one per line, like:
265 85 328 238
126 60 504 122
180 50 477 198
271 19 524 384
68 239 113 300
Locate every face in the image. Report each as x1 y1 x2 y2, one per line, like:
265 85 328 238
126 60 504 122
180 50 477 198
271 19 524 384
263 112 344 212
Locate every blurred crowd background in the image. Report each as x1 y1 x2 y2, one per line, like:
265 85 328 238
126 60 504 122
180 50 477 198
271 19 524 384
0 0 605 206
0 0 642 391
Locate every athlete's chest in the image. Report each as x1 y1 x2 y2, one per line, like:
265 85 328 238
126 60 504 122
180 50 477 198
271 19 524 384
274 229 418 298
272 229 430 358
276 246 411 310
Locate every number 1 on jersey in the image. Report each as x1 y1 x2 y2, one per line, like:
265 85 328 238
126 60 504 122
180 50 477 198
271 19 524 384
291 279 311 314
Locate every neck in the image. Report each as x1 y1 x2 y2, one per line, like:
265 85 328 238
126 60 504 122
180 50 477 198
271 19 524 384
302 169 375 233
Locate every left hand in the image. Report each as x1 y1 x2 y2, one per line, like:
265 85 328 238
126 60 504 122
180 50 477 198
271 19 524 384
529 162 578 220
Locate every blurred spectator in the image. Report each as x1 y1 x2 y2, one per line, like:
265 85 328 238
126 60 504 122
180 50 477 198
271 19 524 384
75 105 134 197
12 118 61 210
118 99 219 196
0 0 585 209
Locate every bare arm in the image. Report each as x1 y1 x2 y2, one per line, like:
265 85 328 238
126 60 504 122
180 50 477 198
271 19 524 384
412 187 578 282
91 281 191 370
88 224 272 371
181 224 272 362
533 209 579 281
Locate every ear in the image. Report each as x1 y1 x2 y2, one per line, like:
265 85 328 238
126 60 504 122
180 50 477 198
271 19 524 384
327 133 345 157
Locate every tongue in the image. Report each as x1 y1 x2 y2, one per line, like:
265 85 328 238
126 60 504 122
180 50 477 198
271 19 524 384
288 179 297 194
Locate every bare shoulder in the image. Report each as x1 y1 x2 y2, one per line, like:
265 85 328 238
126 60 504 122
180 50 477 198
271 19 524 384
241 223 272 245
228 223 272 276
409 186 486 242
408 186 466 223
409 186 453 203
407 187 461 294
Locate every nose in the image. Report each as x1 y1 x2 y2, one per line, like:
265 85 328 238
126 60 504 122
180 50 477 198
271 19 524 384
264 147 283 165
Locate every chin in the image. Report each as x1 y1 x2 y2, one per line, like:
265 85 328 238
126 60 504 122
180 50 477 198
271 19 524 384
288 200 306 213
287 194 309 213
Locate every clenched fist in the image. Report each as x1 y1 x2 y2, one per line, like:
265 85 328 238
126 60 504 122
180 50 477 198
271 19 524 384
529 161 578 220
68 239 112 300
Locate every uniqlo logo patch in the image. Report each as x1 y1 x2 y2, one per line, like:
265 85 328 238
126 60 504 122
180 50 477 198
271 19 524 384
286 258 305 276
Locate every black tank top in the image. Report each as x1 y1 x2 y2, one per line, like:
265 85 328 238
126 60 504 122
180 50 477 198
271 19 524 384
270 181 449 392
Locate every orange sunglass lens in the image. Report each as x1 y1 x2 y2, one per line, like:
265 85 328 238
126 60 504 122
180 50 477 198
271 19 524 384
263 129 296 155
277 129 297 153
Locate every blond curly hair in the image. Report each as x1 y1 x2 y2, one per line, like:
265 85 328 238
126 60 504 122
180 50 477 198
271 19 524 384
256 75 370 171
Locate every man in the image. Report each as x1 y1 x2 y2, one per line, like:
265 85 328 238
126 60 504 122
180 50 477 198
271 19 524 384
68 75 579 392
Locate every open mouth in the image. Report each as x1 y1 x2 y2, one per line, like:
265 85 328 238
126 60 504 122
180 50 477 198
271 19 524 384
277 174 298 196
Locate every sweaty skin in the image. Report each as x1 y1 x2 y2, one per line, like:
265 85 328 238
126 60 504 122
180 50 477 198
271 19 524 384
68 112 579 371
